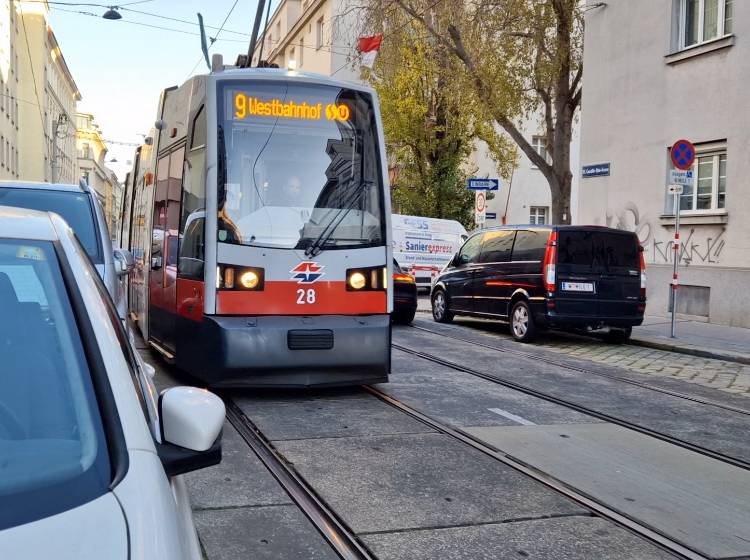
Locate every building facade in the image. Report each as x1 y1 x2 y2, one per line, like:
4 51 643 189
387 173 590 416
0 0 20 180
17 1 80 183
76 111 119 232
252 0 361 82
579 0 747 327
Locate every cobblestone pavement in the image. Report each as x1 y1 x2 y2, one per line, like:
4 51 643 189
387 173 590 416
534 339 750 397
416 297 750 396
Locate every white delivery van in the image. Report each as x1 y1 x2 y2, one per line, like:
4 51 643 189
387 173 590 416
392 214 468 291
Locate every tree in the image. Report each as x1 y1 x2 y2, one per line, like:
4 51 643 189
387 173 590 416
368 0 583 224
363 13 515 228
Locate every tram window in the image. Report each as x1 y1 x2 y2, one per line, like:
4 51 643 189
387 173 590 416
179 106 207 280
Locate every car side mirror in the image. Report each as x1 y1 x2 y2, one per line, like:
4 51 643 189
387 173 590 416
113 248 134 276
156 387 224 477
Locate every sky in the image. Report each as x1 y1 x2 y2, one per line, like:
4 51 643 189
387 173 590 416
47 0 278 180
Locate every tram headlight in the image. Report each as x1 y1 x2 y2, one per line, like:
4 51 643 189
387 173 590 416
348 271 367 290
346 266 388 291
240 270 260 289
218 265 264 291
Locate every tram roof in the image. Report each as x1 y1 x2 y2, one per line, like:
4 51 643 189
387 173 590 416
210 67 375 95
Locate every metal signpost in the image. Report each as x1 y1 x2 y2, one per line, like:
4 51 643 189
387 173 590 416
668 139 696 338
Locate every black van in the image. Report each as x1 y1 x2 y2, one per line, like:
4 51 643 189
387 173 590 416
430 226 646 343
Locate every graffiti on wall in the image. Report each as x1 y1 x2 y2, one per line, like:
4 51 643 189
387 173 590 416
606 202 726 266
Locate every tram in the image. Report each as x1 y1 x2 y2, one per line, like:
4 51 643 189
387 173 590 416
120 57 393 387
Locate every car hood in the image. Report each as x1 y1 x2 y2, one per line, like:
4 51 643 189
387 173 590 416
0 493 127 560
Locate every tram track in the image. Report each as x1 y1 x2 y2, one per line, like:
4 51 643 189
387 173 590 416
393 335 750 472
362 384 709 560
223 397 375 560
409 322 750 417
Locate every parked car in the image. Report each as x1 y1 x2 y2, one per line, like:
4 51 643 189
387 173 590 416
431 225 646 343
0 180 134 318
392 259 418 324
392 214 468 292
0 206 224 560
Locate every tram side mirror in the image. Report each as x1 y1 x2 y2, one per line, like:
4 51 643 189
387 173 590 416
114 248 134 276
157 387 224 477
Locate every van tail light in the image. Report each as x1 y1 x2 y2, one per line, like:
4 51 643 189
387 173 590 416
543 231 558 293
639 247 647 299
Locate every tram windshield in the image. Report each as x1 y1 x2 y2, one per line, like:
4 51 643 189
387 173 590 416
218 81 385 250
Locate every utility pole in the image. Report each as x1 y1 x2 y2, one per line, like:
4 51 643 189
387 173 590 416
51 113 68 183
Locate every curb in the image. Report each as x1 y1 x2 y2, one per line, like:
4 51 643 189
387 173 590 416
628 337 750 366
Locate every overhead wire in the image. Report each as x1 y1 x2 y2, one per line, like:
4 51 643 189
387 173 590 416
185 0 241 79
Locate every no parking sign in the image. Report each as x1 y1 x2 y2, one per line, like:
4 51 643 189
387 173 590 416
475 191 486 225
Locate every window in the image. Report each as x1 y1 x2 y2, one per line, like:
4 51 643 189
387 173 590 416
511 230 548 262
290 47 296 67
678 150 726 212
529 206 548 225
0 239 110 531
479 230 514 263
299 38 304 67
531 136 549 166
316 17 324 49
82 143 90 159
179 106 206 279
457 234 482 265
680 0 732 49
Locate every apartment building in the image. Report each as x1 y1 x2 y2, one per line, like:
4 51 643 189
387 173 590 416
0 0 20 180
579 0 747 327
76 111 119 231
17 0 80 183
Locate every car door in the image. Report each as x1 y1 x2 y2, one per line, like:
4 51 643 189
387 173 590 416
474 229 516 316
443 233 482 313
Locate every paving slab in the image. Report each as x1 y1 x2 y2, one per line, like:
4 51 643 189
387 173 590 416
275 432 587 534
466 423 750 559
396 326 750 462
363 516 675 560
194 505 338 560
184 422 292 510
234 390 435 441
389 349 602 427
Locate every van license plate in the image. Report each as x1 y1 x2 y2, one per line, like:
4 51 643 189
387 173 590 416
562 282 594 293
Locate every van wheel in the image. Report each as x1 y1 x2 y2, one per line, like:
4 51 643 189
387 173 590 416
510 300 536 342
604 327 632 344
432 289 454 323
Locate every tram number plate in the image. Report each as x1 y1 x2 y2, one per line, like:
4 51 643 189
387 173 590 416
561 282 594 293
296 288 317 304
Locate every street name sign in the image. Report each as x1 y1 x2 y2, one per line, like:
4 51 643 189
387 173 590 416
582 163 610 178
668 169 695 186
670 139 696 170
467 178 499 191
486 212 497 220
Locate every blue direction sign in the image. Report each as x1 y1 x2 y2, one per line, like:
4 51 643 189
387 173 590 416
582 163 610 178
467 178 499 191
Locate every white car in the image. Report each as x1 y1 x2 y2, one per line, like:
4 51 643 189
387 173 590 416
0 206 224 560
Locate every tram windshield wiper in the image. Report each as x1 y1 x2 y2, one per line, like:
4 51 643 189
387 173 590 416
303 181 371 258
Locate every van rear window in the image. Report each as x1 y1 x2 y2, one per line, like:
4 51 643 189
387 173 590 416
557 230 639 270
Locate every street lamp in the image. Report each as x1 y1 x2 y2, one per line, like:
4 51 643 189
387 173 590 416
102 7 122 20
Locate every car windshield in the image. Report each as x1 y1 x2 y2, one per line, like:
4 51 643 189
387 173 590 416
0 188 102 263
0 239 110 530
218 81 385 250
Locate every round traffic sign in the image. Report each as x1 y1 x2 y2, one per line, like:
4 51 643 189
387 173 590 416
671 139 695 170
475 191 486 212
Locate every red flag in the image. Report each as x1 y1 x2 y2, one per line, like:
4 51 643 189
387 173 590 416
358 34 383 53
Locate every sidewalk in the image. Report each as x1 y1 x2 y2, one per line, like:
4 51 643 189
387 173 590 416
631 316 750 365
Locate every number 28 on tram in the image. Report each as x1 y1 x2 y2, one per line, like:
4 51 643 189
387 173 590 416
128 68 393 387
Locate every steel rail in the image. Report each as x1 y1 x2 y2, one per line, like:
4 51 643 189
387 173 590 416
392 341 750 471
224 398 374 560
363 384 710 560
409 322 750 417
